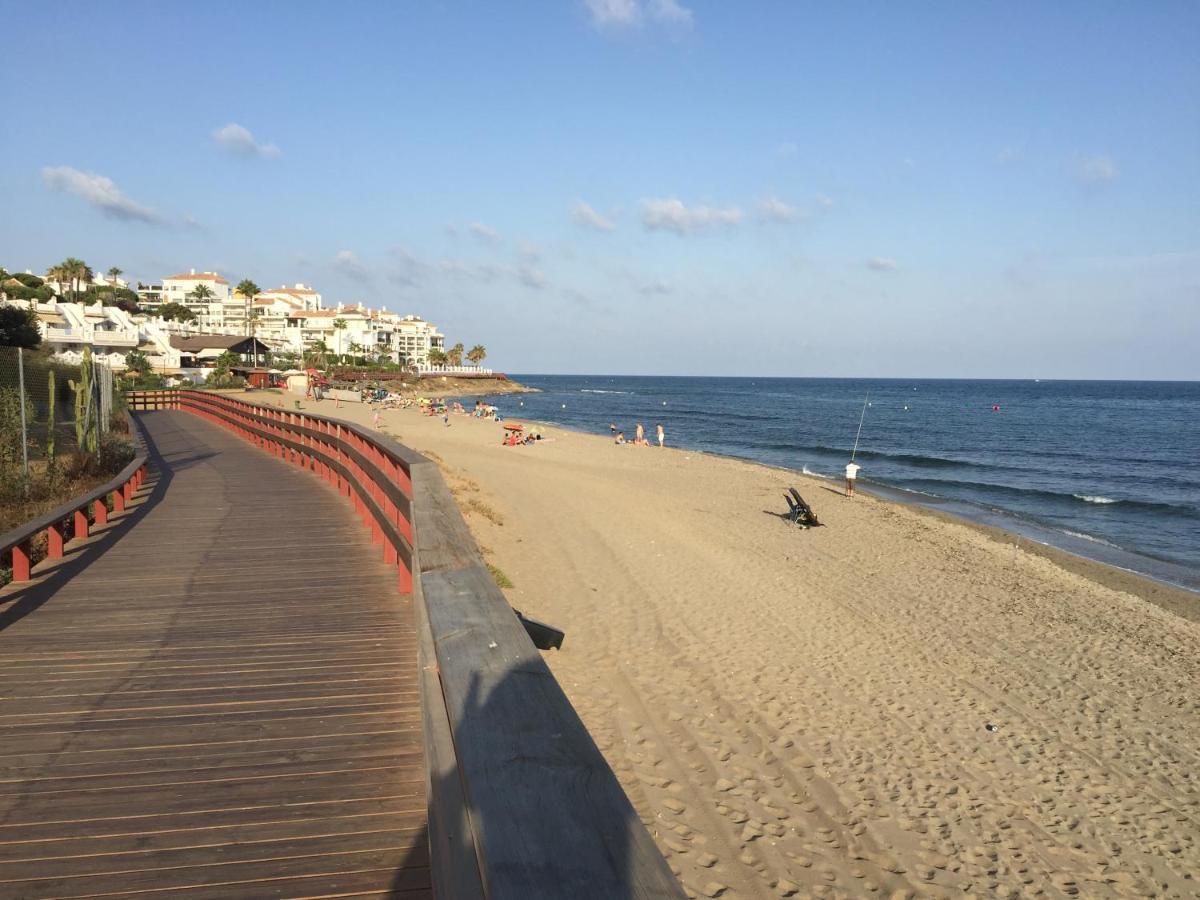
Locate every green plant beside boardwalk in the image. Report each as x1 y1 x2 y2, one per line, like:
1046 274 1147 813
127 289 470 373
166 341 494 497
1 346 134 581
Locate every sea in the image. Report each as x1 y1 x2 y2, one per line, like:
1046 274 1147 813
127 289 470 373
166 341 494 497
498 376 1200 592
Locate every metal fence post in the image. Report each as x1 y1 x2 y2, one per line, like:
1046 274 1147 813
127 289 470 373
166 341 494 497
17 347 29 480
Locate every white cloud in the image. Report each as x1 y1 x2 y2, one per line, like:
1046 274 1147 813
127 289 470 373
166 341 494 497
517 264 547 290
333 249 371 283
641 197 742 235
1076 155 1118 185
41 166 160 223
585 0 693 28
757 195 799 224
650 0 693 25
586 0 639 25
212 123 281 159
572 201 616 232
517 241 542 263
469 222 501 243
638 278 672 295
815 193 834 209
867 257 898 272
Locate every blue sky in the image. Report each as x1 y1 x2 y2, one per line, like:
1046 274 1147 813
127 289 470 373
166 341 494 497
2 1 1197 378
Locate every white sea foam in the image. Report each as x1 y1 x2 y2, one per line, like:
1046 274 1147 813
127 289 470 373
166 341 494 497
802 465 830 479
1074 494 1118 504
580 389 631 395
1061 529 1121 548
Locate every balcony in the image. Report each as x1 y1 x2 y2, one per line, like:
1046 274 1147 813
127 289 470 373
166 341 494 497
92 330 139 347
42 326 139 348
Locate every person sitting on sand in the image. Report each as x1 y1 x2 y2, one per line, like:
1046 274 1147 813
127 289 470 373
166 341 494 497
656 423 665 448
615 431 626 445
845 460 861 497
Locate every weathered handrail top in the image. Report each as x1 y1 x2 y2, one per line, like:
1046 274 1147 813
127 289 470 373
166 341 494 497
0 411 148 559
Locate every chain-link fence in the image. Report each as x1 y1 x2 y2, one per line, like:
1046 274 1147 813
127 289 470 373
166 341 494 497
1 346 129 532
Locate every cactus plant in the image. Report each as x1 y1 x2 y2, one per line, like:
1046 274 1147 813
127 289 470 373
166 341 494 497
68 347 97 454
46 369 56 470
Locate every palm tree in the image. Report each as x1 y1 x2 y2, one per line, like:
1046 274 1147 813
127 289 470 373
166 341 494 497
189 282 214 304
106 266 123 302
467 344 487 368
51 258 92 302
333 318 347 360
427 347 447 369
44 263 67 298
446 342 464 367
347 341 366 365
306 339 332 368
236 279 261 363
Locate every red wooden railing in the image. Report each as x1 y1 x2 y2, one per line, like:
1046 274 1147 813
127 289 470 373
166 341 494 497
27 389 685 898
127 390 417 592
1 415 148 584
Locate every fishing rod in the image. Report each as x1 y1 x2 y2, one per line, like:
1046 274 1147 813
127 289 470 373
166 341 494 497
850 390 869 462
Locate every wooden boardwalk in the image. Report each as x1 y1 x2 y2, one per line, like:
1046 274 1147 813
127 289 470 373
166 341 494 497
0 411 430 898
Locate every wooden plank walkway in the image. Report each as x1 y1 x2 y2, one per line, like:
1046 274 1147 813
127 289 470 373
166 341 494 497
0 410 429 899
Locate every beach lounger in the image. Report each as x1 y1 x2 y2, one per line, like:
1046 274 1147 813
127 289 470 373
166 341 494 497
785 489 822 528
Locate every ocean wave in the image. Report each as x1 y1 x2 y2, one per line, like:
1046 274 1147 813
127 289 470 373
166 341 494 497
579 389 632 395
801 465 830 479
1060 529 1122 548
902 477 1200 519
1074 495 1117 504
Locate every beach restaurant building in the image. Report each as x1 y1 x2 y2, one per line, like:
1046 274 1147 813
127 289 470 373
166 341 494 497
168 334 272 369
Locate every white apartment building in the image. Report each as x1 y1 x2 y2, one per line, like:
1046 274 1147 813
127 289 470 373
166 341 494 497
2 297 141 368
4 279 455 375
257 283 323 312
160 270 232 306
158 270 253 335
269 304 445 367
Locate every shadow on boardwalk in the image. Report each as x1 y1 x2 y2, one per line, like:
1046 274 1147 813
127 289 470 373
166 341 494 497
0 422 210 632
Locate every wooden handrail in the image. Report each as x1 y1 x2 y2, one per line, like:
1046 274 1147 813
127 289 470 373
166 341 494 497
126 390 684 900
1 412 149 584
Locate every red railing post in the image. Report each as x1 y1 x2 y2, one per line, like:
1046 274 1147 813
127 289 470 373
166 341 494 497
94 498 108 526
11 539 32 582
47 523 65 559
74 508 90 540
112 488 126 514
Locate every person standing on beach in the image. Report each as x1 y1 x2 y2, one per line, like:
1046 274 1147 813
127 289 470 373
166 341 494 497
845 460 861 497
635 423 645 446
609 422 617 437
656 423 665 448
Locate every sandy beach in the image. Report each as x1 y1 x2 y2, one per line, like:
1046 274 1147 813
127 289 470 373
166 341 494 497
249 390 1200 899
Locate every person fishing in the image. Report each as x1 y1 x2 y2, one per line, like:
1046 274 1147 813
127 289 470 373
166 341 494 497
845 459 862 497
846 390 869 498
